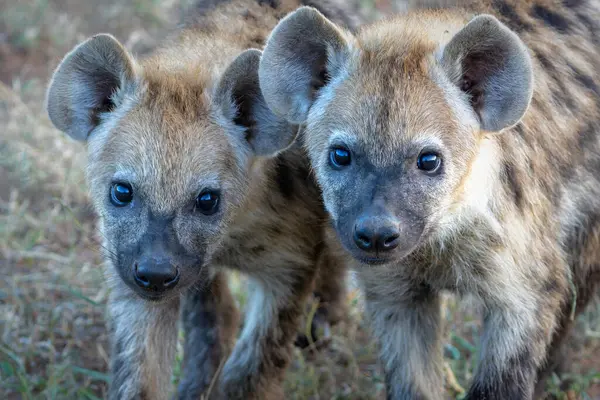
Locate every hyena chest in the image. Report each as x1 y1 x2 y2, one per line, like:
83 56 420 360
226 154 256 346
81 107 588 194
411 232 506 295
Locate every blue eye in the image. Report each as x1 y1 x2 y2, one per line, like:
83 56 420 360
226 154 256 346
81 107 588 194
110 183 133 206
417 152 442 172
329 147 351 168
196 191 220 215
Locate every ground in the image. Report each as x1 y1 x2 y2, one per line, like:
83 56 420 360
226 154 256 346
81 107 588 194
0 0 598 399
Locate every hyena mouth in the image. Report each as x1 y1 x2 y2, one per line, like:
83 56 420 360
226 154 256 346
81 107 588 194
131 286 180 302
355 256 394 266
136 292 167 302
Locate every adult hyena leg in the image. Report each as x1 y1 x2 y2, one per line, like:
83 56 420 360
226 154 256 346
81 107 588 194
107 282 180 400
177 271 240 399
218 269 316 400
363 281 444 400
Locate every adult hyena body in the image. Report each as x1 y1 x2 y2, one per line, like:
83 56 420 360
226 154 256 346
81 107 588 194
45 1 356 399
260 0 600 398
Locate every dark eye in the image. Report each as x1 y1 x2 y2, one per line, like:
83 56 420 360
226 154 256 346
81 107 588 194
110 183 133 206
417 152 442 173
195 191 220 215
329 147 351 168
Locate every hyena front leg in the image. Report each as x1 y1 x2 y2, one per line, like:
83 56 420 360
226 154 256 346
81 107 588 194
295 246 347 348
107 283 180 400
313 247 348 327
466 286 566 400
177 271 240 399
533 307 574 398
535 229 600 397
364 283 444 400
217 270 315 400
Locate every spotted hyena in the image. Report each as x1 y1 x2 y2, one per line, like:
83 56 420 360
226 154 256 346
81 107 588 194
45 1 356 399
259 1 600 398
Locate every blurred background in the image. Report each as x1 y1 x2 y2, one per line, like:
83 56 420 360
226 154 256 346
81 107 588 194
0 0 598 398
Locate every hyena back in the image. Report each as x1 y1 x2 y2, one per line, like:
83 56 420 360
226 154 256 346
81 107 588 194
260 0 600 398
45 1 355 399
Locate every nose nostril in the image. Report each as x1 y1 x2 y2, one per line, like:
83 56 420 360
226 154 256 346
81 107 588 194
164 268 180 287
134 265 151 287
379 231 400 252
354 228 374 251
384 234 400 247
357 233 370 244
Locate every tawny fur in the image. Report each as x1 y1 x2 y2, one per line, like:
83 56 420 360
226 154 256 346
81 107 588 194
45 1 359 399
259 0 600 399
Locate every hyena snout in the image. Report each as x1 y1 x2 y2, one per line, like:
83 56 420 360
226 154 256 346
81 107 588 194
352 205 402 259
120 216 200 299
133 256 180 294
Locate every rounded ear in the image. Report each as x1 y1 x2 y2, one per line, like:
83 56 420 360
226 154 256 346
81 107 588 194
46 34 137 141
214 49 298 157
441 15 533 132
259 6 350 124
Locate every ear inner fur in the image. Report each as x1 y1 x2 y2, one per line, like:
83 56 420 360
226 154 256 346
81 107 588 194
46 34 136 141
259 6 350 124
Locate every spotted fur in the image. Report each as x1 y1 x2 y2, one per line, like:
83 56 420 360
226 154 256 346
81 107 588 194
45 1 357 399
260 1 600 398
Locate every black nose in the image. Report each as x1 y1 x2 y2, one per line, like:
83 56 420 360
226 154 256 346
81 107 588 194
134 262 180 293
353 218 401 253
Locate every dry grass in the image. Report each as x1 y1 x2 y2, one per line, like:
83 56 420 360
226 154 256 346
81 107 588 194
0 1 598 399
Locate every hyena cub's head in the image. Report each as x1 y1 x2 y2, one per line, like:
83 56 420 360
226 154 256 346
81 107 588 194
260 7 533 265
46 35 296 300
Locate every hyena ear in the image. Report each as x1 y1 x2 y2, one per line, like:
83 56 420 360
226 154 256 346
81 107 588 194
46 34 136 141
259 6 350 124
215 49 298 157
441 14 533 132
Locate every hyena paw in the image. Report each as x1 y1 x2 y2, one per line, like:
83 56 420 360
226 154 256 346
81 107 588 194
294 312 332 349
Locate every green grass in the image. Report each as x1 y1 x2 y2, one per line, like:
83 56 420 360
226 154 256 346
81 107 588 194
0 1 598 399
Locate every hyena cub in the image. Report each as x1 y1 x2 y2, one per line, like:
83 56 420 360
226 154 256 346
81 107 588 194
45 1 353 399
260 1 600 399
